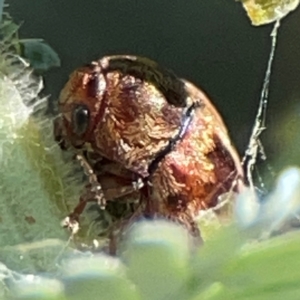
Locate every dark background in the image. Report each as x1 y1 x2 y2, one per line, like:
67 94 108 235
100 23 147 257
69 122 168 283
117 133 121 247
8 0 300 180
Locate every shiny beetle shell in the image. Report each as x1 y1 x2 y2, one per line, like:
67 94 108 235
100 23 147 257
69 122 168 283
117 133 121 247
56 55 245 251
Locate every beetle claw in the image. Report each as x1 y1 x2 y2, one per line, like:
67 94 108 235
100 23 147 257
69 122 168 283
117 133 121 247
132 177 144 190
97 194 106 210
61 216 80 235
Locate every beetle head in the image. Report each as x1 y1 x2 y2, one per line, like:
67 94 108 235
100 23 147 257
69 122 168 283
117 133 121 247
56 61 107 149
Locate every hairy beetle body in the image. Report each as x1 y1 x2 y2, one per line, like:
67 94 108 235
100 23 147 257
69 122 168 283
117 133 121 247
56 55 244 252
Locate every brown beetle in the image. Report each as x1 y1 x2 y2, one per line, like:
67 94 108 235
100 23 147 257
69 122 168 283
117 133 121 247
55 55 245 253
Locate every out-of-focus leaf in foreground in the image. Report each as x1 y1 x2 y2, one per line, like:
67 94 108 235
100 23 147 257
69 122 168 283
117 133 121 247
8 166 300 298
193 230 300 300
9 218 300 300
238 0 299 25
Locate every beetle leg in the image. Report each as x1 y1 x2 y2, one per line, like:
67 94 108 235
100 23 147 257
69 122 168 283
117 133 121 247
92 159 144 201
98 173 143 202
76 153 106 209
97 161 144 190
61 187 99 233
66 156 144 234
99 161 136 178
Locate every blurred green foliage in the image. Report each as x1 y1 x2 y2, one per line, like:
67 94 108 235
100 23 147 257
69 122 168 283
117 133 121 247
6 220 300 300
0 9 60 73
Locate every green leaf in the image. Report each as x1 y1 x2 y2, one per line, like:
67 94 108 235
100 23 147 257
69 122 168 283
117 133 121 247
221 231 300 299
124 221 191 300
62 255 141 300
11 277 66 300
20 39 60 72
0 19 19 41
0 56 81 272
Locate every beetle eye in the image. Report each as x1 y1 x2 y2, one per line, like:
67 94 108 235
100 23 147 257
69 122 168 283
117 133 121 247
71 104 90 135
